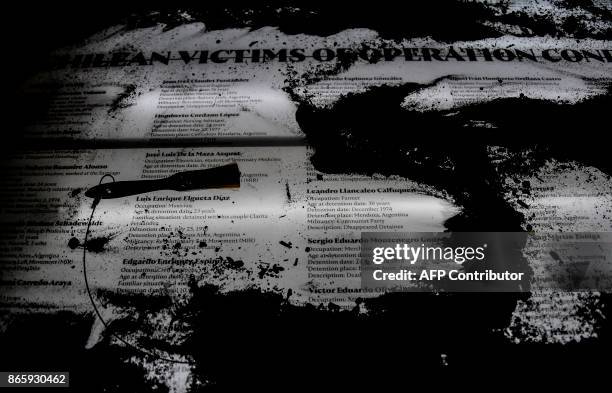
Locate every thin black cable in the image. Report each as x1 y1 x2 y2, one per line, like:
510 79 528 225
82 174 189 364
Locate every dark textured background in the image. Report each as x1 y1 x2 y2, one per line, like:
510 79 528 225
2 1 611 390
